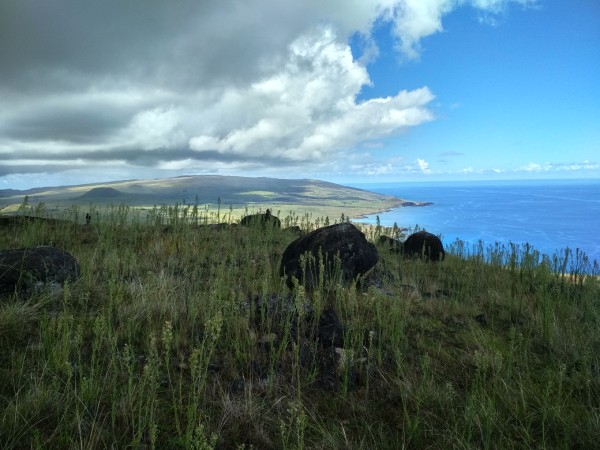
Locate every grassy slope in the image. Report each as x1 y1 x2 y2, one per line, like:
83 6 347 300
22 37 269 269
0 208 599 449
0 175 405 220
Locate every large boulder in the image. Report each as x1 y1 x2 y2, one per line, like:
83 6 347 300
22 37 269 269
240 209 281 229
280 222 378 289
0 246 80 298
402 231 445 261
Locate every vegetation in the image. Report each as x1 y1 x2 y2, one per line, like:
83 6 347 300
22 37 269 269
0 175 406 221
0 203 599 449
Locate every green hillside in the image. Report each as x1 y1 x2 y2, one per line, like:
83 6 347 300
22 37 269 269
0 175 414 220
0 207 598 449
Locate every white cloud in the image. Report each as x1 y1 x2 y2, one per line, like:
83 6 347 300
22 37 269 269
416 158 432 173
520 162 548 172
471 0 538 13
351 162 395 175
384 0 538 59
189 27 435 162
389 0 455 59
563 161 600 171
124 107 185 151
519 161 600 173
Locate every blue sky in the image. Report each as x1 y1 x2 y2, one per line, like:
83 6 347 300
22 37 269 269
348 0 600 182
0 0 598 190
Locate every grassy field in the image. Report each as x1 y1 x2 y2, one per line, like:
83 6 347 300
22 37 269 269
0 204 599 449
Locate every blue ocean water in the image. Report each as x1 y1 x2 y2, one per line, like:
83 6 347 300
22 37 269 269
354 179 600 265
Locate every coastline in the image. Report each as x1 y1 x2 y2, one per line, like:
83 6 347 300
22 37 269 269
352 199 433 220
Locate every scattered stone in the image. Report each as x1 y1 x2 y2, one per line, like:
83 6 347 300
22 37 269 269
475 313 488 326
402 231 445 261
240 209 281 229
280 222 378 289
0 246 80 298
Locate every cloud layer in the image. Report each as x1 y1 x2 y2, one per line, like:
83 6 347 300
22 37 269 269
0 0 540 183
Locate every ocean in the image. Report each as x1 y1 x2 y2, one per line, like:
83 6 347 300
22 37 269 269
353 179 600 267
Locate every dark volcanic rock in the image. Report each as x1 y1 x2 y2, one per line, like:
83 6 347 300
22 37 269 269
280 222 378 289
0 246 80 298
240 209 281 229
402 231 445 261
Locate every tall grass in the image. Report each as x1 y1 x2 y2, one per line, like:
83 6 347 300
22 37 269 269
0 203 598 449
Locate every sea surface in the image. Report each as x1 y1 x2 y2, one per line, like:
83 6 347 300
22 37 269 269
353 179 600 266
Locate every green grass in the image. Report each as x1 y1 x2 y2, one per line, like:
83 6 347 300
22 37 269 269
0 204 599 449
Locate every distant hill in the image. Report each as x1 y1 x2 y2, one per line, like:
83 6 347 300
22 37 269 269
0 175 426 219
77 187 124 199
0 189 22 197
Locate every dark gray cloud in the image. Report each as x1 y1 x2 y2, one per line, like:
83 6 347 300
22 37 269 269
0 0 330 91
2 104 130 143
0 0 536 188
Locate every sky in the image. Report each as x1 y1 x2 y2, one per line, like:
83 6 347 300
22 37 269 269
1 0 599 190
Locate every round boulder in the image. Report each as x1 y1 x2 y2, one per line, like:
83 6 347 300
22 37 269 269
280 222 378 289
402 231 445 261
0 246 81 298
240 209 281 229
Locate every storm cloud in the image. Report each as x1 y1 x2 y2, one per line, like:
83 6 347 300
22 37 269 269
0 0 536 185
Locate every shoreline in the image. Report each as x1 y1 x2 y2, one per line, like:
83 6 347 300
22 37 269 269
352 199 433 220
